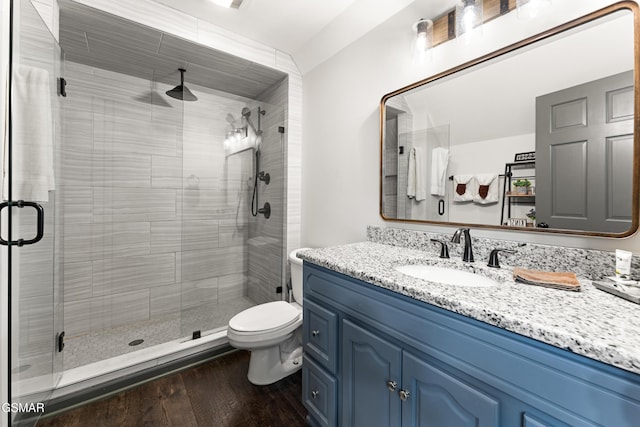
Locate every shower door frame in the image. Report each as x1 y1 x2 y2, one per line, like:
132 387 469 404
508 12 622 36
4 0 64 424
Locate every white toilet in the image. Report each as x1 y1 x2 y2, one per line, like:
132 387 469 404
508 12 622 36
227 248 309 385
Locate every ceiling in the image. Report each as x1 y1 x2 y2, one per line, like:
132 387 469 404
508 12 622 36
58 0 457 98
59 0 288 99
151 0 457 74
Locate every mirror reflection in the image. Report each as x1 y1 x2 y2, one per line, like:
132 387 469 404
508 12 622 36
381 6 638 237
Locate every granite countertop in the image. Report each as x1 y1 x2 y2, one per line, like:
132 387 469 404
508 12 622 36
298 241 640 375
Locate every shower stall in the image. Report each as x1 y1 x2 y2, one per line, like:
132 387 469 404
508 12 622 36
5 0 289 422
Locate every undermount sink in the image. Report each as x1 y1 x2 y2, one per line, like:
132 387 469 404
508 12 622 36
395 264 499 288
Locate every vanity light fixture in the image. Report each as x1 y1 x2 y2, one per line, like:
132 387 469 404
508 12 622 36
516 0 552 19
456 0 483 42
223 127 248 150
412 18 434 63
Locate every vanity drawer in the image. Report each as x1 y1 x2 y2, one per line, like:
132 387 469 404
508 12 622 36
302 356 337 427
304 299 337 373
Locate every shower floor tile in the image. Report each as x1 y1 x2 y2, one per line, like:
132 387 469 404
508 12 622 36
63 296 256 370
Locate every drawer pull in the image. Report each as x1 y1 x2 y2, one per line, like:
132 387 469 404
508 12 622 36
386 380 398 391
311 390 320 399
312 329 320 337
399 389 410 401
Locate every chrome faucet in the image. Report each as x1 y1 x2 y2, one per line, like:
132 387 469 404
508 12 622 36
451 228 474 262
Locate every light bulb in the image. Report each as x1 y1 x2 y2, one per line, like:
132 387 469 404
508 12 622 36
456 0 483 42
412 19 433 64
462 5 476 33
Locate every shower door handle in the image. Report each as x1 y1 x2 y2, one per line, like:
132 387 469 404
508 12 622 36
0 200 45 246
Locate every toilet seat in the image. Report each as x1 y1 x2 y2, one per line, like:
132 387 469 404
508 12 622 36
228 301 301 335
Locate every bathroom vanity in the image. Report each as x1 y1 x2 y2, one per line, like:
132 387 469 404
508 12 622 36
299 242 640 427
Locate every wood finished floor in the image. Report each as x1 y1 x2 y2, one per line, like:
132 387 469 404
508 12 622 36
36 350 307 427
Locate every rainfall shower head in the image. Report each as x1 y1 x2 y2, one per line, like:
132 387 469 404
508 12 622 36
166 68 197 101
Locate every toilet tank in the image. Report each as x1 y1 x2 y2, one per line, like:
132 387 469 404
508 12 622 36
288 248 310 304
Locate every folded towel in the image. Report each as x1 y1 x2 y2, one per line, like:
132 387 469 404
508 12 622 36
453 174 475 202
430 147 449 196
513 267 581 292
2 65 55 202
407 147 426 201
473 173 499 204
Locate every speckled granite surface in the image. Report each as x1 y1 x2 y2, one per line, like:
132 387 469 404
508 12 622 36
298 241 640 376
367 226 640 280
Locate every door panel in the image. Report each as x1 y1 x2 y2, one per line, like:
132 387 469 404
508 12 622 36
342 319 402 427
6 0 64 423
606 134 634 220
402 352 499 427
536 70 634 232
549 141 587 218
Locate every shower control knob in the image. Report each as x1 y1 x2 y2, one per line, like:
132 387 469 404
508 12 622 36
311 330 320 337
258 171 270 185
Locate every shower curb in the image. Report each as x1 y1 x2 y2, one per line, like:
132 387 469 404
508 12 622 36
33 345 236 422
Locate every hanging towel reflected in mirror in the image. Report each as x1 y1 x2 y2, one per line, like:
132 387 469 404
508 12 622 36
407 147 426 201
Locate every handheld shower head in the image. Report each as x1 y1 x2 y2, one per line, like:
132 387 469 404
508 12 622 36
241 107 262 135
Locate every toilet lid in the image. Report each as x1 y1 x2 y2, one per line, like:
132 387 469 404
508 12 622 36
229 301 301 333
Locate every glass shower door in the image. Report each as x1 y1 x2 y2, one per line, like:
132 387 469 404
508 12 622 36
5 0 64 424
180 99 285 337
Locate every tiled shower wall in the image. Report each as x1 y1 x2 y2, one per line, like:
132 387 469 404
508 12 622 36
248 78 287 304
61 61 281 338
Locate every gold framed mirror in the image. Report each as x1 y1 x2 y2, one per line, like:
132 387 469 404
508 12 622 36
380 1 639 237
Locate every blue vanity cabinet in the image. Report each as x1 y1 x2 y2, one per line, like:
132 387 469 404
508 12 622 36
302 262 640 427
341 319 499 427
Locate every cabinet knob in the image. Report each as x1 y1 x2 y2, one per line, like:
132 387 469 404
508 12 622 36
312 329 320 337
311 390 319 399
399 389 410 401
386 380 398 391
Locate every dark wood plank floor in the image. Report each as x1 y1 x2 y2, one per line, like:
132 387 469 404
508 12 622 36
36 350 307 427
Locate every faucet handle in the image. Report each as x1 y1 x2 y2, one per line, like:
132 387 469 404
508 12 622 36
487 248 516 268
430 239 450 259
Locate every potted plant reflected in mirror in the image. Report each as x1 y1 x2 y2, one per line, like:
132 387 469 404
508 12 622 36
512 178 531 195
526 208 536 227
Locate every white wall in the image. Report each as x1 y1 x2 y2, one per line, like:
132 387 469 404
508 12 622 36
302 0 640 253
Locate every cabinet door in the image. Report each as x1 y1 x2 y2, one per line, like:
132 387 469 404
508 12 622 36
304 299 338 373
303 356 337 427
402 352 499 427
342 319 402 427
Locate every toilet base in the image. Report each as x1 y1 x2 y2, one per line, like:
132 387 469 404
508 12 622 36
247 345 303 385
